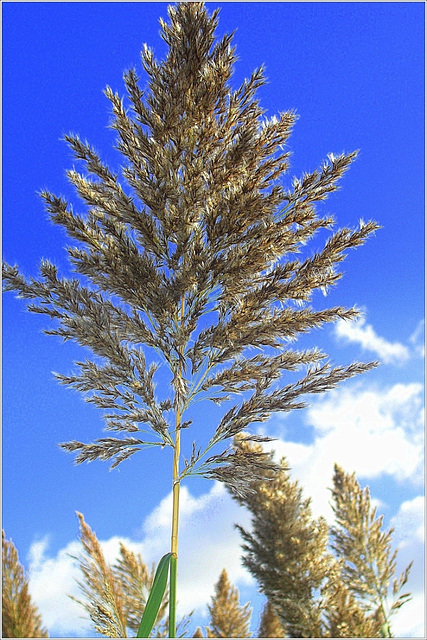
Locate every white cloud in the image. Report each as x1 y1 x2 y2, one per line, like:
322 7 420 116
409 319 425 358
391 496 424 548
334 316 410 364
390 496 425 601
140 482 253 617
27 538 91 637
390 497 425 638
27 482 252 636
392 593 425 638
271 381 424 520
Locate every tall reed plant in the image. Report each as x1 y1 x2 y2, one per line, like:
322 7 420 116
3 3 380 635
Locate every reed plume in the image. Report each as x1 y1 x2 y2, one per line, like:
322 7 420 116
71 512 173 637
230 438 412 637
2 2 380 634
203 569 252 638
257 601 286 638
2 531 49 638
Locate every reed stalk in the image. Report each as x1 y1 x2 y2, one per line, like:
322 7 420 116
169 418 180 638
169 294 185 637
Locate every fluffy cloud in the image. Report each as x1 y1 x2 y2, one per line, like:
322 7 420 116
392 593 425 638
391 496 424 549
390 497 425 638
409 319 425 358
138 482 254 616
271 381 424 519
27 538 91 637
334 316 411 364
27 482 252 636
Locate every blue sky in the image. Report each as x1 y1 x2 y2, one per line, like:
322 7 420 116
2 1 425 637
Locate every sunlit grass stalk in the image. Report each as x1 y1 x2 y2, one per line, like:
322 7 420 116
168 294 185 637
169 424 180 638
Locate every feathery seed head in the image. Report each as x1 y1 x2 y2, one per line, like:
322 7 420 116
3 1 379 484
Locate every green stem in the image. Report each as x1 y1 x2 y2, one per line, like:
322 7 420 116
169 554 178 637
169 410 181 638
169 295 185 638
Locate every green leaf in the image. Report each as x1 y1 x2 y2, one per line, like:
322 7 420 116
136 552 174 638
